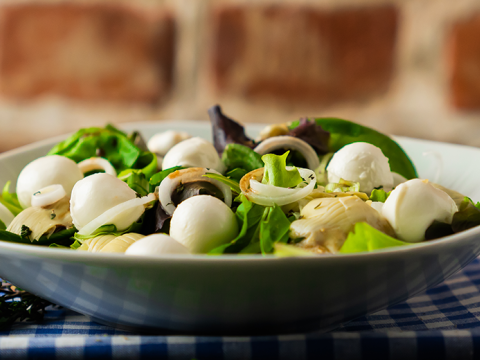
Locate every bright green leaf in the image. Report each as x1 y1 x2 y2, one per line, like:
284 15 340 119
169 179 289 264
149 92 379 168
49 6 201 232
339 222 411 254
262 151 302 188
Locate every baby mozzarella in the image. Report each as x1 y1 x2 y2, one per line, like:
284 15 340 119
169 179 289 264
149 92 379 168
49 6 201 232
147 130 191 157
16 155 84 208
382 179 458 243
170 195 238 253
70 173 145 233
125 234 190 256
327 142 393 193
162 137 225 173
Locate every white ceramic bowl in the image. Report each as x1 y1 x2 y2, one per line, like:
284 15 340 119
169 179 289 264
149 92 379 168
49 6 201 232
0 121 480 335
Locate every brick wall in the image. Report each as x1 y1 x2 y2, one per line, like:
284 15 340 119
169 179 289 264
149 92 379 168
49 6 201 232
1 0 480 152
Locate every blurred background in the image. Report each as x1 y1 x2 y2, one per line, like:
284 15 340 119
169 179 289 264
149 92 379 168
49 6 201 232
0 0 480 152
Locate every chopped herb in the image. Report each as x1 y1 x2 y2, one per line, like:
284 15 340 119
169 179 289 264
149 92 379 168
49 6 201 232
20 225 32 238
33 191 41 196
50 211 56 220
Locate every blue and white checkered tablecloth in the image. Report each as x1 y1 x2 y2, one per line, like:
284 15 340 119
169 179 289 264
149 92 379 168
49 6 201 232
3 258 480 359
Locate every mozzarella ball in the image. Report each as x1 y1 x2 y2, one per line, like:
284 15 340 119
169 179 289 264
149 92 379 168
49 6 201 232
162 137 225 173
170 195 238 253
327 142 394 193
17 155 84 208
70 173 144 232
382 179 458 243
147 130 192 157
0 202 14 227
125 234 190 256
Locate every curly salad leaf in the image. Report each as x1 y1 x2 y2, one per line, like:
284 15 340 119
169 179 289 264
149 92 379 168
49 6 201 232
290 118 417 179
262 152 302 188
48 125 157 179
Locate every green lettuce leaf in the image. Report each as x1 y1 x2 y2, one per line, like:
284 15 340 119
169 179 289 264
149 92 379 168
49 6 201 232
73 220 143 242
48 125 141 171
0 219 5 231
369 189 390 203
262 152 302 188
132 151 158 179
209 194 264 254
209 195 292 255
0 230 30 244
290 118 417 179
149 166 186 191
118 170 150 196
339 222 411 254
259 204 292 254
221 144 264 173
0 227 76 246
0 182 23 215
202 173 241 194
226 168 248 182
451 197 480 233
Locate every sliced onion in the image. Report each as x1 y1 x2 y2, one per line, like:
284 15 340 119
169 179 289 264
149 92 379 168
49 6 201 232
31 184 66 207
240 168 316 206
157 167 232 216
78 193 156 236
254 136 320 170
78 157 117 176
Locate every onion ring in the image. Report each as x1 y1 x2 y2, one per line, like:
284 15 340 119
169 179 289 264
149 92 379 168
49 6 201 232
31 184 66 208
78 193 156 236
240 167 316 206
78 157 117 176
254 136 320 170
157 167 232 216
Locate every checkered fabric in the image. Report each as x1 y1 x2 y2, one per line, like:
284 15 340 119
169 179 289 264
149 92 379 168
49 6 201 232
2 258 480 359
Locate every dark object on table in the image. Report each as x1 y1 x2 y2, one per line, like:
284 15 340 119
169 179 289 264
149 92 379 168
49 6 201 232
0 279 52 330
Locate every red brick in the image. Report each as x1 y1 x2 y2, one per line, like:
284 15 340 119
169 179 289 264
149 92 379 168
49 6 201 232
210 5 398 106
0 4 175 103
449 14 480 110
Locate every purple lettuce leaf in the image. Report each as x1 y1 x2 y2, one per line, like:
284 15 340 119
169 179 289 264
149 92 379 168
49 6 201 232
208 105 255 155
288 117 330 155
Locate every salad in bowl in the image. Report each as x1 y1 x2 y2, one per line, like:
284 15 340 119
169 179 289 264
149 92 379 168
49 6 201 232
0 105 478 258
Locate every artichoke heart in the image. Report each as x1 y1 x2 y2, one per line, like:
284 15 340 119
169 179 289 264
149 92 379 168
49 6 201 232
77 233 144 253
290 196 395 254
7 197 72 241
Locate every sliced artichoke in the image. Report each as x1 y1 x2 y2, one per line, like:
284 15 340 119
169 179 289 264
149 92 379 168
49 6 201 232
77 233 144 253
290 196 395 254
7 197 72 241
